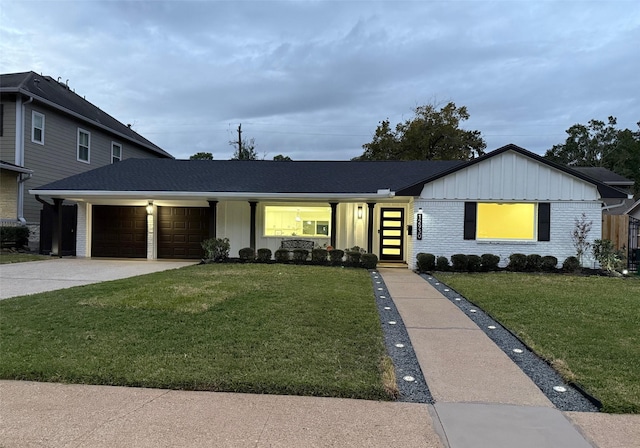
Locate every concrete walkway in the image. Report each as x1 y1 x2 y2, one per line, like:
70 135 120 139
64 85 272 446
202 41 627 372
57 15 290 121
0 258 197 299
1 266 638 447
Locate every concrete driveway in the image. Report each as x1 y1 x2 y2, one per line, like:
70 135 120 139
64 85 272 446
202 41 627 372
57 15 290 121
0 258 197 300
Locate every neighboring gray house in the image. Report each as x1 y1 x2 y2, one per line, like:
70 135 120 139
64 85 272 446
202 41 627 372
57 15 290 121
571 167 635 215
32 144 631 268
0 71 173 250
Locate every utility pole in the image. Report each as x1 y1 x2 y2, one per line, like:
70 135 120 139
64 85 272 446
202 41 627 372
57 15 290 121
237 124 242 155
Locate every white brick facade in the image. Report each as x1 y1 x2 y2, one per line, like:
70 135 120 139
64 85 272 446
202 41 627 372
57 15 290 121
411 200 602 269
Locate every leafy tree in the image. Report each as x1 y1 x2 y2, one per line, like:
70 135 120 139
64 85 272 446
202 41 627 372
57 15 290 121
189 152 214 160
544 117 640 194
273 154 292 161
230 137 257 160
355 102 486 161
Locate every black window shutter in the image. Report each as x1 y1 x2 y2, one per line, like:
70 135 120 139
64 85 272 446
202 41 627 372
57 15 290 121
463 202 477 240
538 203 551 241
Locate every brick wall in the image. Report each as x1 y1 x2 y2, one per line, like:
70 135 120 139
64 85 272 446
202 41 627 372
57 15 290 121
411 200 602 269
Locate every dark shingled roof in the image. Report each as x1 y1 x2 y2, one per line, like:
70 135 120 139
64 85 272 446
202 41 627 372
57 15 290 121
571 167 634 186
0 71 173 159
33 159 466 194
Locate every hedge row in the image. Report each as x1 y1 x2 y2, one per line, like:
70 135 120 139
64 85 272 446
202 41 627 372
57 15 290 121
0 226 30 248
238 247 379 269
416 252 581 273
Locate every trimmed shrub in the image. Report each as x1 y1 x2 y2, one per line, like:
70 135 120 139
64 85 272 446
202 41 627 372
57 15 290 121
436 256 449 271
274 248 290 263
467 255 482 272
480 253 500 271
507 253 527 272
311 248 328 264
238 247 255 261
362 253 378 269
541 256 558 272
525 254 543 272
345 251 362 266
592 239 625 272
416 253 436 272
329 249 345 266
292 249 309 263
201 237 230 261
450 254 468 272
562 256 581 272
256 248 272 263
0 226 30 248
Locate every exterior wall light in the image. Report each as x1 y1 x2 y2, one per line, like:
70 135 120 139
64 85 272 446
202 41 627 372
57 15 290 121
146 201 154 215
418 207 423 214
357 205 363 219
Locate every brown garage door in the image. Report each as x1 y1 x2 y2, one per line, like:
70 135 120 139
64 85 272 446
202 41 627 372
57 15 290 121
158 207 209 259
92 206 147 258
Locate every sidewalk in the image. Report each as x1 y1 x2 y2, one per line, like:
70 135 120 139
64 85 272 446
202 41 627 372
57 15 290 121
1 268 638 447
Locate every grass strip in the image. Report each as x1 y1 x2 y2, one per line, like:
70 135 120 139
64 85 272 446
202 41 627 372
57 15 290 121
437 272 640 413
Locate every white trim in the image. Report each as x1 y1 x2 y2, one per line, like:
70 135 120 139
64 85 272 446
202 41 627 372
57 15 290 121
111 141 122 163
31 110 45 145
77 128 91 164
624 199 640 215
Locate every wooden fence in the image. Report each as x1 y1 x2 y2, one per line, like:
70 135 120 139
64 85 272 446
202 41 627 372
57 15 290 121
602 215 629 250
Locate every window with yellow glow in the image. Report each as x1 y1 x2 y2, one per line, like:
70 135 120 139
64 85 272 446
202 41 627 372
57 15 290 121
264 206 331 237
476 203 536 240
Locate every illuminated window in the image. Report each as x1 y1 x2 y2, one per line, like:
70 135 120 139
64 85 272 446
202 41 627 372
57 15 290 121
476 203 536 240
264 205 331 237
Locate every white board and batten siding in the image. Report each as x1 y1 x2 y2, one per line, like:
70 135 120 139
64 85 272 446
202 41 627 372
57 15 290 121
420 150 599 201
411 150 602 269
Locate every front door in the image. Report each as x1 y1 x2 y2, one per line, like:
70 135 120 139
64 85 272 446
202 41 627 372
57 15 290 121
379 208 404 261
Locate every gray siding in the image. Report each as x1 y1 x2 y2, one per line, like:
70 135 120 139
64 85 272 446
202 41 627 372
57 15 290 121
21 102 165 223
0 98 17 162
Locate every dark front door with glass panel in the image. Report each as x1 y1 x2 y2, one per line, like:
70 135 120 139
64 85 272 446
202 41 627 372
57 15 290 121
379 208 404 261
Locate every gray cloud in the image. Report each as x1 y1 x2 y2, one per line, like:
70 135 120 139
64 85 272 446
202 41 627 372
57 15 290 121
2 0 638 161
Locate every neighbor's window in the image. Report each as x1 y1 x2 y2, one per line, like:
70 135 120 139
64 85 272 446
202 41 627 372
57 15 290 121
77 128 90 163
264 205 331 237
476 203 536 240
32 111 45 144
111 142 122 163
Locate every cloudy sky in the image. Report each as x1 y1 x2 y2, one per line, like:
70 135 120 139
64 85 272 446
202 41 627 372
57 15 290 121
1 0 638 160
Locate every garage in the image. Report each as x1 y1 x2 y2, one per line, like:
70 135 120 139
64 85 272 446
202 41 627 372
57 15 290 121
91 206 147 258
157 207 210 259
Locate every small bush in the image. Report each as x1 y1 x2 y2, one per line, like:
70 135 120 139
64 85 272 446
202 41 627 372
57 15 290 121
201 237 230 261
256 248 272 263
238 247 255 261
329 249 345 266
507 253 528 272
526 254 543 272
541 256 558 271
345 251 362 266
0 226 30 248
416 253 436 272
467 254 481 272
480 253 500 271
450 254 468 272
592 239 626 272
436 256 449 271
292 249 309 263
361 253 378 269
562 256 581 272
275 248 290 263
311 248 328 264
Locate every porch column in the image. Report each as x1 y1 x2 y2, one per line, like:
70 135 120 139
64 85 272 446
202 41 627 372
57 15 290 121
329 202 338 248
367 202 376 254
208 200 218 238
249 201 257 249
51 198 63 257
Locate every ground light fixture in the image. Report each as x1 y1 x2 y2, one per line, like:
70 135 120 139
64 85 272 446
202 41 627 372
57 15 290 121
403 376 415 382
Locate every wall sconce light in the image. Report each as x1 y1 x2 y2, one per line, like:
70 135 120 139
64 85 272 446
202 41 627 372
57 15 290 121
357 205 363 219
418 207 423 214
146 201 154 215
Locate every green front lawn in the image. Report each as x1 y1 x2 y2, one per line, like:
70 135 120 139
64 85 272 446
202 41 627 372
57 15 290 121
437 272 640 413
0 264 395 400
0 252 50 264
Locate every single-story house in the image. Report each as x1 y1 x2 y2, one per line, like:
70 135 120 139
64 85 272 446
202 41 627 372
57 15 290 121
30 144 631 269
